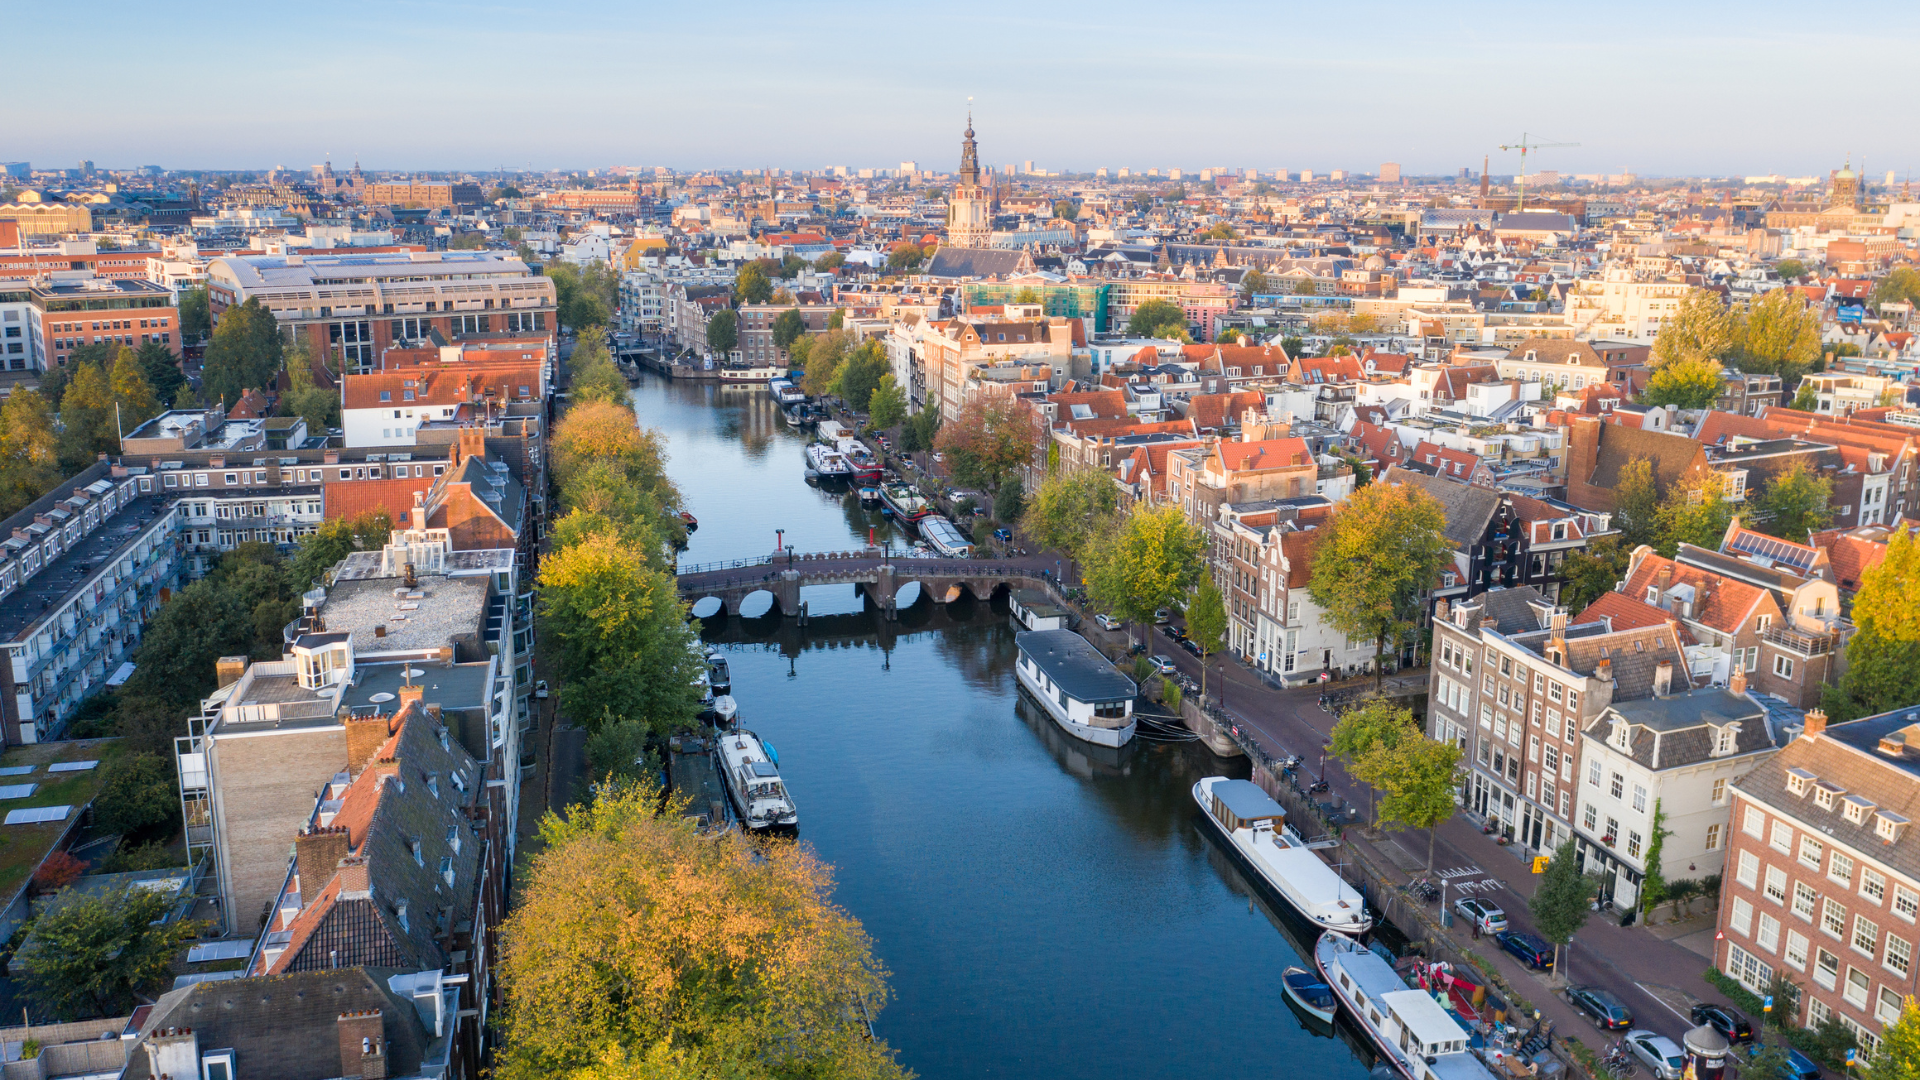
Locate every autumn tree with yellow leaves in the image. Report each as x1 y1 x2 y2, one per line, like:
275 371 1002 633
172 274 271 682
1306 481 1452 688
495 783 911 1080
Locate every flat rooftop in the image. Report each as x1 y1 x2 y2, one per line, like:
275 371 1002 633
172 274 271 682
319 573 489 654
0 493 174 644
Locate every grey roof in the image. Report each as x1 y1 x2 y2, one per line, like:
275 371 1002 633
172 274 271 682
1733 709 1920 886
1496 211 1579 233
1016 630 1137 701
1211 778 1285 822
319 574 490 655
1586 689 1774 771
923 246 1032 279
1476 585 1552 635
1383 466 1500 552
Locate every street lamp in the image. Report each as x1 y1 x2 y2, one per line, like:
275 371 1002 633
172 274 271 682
775 528 785 555
785 544 795 568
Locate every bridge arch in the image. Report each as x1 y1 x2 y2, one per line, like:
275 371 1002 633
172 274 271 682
736 589 785 620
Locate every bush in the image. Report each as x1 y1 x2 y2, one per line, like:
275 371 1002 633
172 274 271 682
100 841 180 874
31 851 85 895
92 752 181 841
1132 657 1157 684
1161 677 1182 711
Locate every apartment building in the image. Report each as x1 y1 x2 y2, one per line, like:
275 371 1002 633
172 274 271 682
361 180 484 209
0 281 38 376
204 251 555 375
0 238 155 282
1384 468 1603 606
1104 277 1234 343
917 316 1074 423
738 303 834 366
28 276 178 371
1169 436 1327 529
1718 709 1920 1058
1563 264 1692 344
0 462 187 744
340 360 544 448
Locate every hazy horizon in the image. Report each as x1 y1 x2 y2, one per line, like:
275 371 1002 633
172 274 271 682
11 0 1917 179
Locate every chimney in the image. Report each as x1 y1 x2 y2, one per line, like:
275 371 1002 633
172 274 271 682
145 1027 200 1080
397 683 425 705
1433 598 1450 625
215 655 249 689
335 855 371 897
1595 656 1613 683
337 1010 386 1080
1654 660 1674 696
1804 708 1828 739
1654 565 1673 606
1728 666 1748 696
296 826 352 905
345 714 394 774
324 448 341 465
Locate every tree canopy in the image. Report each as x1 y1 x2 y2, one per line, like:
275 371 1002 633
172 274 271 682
1651 288 1737 369
1751 461 1833 541
1528 838 1600 983
1084 503 1206 637
770 307 807 353
177 286 211 339
1641 355 1724 409
1127 299 1189 340
706 309 739 356
1025 467 1120 564
1736 288 1823 383
867 373 908 430
1305 483 1452 686
1871 266 1920 312
1186 574 1228 700
547 261 619 330
833 342 890 412
1824 530 1920 721
934 398 1036 491
201 297 283 408
15 886 202 1017
735 261 773 305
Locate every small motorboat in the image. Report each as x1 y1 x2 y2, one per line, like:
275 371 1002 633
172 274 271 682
1282 965 1337 1026
858 485 882 506
679 511 699 533
706 650 732 694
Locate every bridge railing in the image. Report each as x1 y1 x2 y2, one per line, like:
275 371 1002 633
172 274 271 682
675 554 776 576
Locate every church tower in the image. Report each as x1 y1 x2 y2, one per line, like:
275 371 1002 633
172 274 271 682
948 113 991 249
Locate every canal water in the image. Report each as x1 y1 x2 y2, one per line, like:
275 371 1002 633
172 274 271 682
636 374 1378 1080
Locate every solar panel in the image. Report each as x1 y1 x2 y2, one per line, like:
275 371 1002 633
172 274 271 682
187 940 255 964
0 785 36 800
0 767 33 777
47 761 98 773
3 805 70 825
1728 529 1817 571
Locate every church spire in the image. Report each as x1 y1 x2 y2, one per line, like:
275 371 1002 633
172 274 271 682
958 109 980 188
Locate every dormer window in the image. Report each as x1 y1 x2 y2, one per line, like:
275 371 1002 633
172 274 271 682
1713 723 1741 757
1786 768 1817 797
1611 721 1631 751
1843 795 1875 826
1813 782 1841 811
1877 811 1910 844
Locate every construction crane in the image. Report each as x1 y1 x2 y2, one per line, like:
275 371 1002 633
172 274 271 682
1498 133 1579 212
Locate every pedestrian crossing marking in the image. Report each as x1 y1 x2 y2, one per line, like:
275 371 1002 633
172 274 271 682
1438 866 1483 879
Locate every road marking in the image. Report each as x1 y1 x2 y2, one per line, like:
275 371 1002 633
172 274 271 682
1639 982 1695 1025
1439 866 1484 879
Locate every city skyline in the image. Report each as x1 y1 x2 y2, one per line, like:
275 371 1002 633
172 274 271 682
10 0 1918 176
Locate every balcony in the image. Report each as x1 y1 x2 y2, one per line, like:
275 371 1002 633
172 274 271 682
1764 625 1834 657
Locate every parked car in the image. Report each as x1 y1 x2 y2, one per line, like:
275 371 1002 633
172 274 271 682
1093 614 1122 631
1779 1047 1822 1080
1161 623 1186 642
1179 638 1202 657
993 528 1013 543
1626 1031 1686 1080
1148 655 1177 675
1452 897 1507 934
534 680 550 700
1690 1003 1753 1045
1567 985 1633 1030
1154 608 1173 624
1493 930 1554 970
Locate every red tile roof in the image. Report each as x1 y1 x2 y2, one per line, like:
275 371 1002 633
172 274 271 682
324 476 437 524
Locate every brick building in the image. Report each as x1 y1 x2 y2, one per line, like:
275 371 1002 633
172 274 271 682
361 180 484 209
28 276 178 370
738 302 834 366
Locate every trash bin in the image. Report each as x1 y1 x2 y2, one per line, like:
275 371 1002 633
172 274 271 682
1441 905 1454 929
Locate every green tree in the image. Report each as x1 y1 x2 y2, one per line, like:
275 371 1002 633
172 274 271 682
1127 299 1189 339
1559 536 1630 613
1025 467 1120 564
778 254 807 279
0 388 61 515
539 532 704 736
1053 199 1078 221
287 510 393 592
1614 457 1660 549
1865 994 1920 1080
135 340 186 406
92 751 180 840
1642 355 1725 409
1654 469 1736 556
833 342 890 412
1306 483 1453 689
494 782 908 1080
1330 699 1420 828
813 251 846 272
1789 381 1819 412
887 244 926 272
705 309 739 357
1870 266 1920 312
1736 288 1823 383
1752 461 1833 541
994 476 1025 525
108 346 159 433
1652 288 1737 369
1294 277 1320 297
201 296 283 407
1205 223 1239 240
569 333 631 406
771 307 807 353
1639 799 1672 918
800 329 851 398
1240 269 1269 302
1186 573 1228 702
1083 503 1206 650
735 261 773 305
900 403 940 453
1824 530 1920 721
57 358 116 468
868 373 908 430
1374 736 1465 872
1014 287 1041 305
1528 838 1600 984
177 286 211 339
1773 258 1807 282
14 887 202 1016
933 398 1034 491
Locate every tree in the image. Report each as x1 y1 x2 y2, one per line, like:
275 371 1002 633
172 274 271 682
1014 287 1041 305
1642 355 1724 409
539 532 704 736
1870 266 1920 312
1127 299 1188 339
569 333 631 406
886 244 926 272
1025 467 1119 564
1654 469 1735 556
735 261 773 305
14 887 202 1016
1651 288 1737 369
494 782 908 1080
833 342 890 412
868 373 908 430
1374 736 1465 872
109 346 159 433
201 296 283 407
1053 199 1078 221
1240 269 1270 302
1752 461 1833 541
547 262 618 329
1330 699 1420 828
1865 994 1920 1080
1737 289 1823 383
799 329 851 398
993 477 1025 525
1639 799 1672 919
135 340 186 406
57 358 116 468
900 405 940 453
1306 483 1453 689
92 752 180 840
1774 258 1807 282
1789 381 1819 412
1529 838 1600 984
0 388 60 516
1083 504 1206 649
771 307 807 353
813 251 846 272
934 398 1035 491
1187 574 1228 702
177 286 211 339
1614 458 1660 549
705 309 738 357
1294 277 1320 297
1559 536 1630 614
1205 223 1239 240
1824 530 1920 721
778 254 807 279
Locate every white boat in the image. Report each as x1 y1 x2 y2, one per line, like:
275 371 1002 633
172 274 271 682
1192 776 1371 934
720 363 785 383
1014 630 1137 748
1315 932 1494 1080
804 442 853 479
917 515 973 557
769 377 806 406
716 727 797 832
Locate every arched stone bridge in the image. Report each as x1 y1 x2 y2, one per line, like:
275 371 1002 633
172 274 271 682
675 548 1066 622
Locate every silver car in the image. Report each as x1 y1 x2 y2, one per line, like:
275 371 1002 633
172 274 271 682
1627 1030 1685 1080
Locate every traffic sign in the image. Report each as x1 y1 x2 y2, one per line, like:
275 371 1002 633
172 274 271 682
1531 856 1550 874
1764 995 1773 1013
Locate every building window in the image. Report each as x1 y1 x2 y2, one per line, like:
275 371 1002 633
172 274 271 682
1824 898 1848 938
1863 869 1887 905
1588 760 1602 787
1726 942 1771 992
1845 966 1871 1008
1731 896 1754 937
1774 654 1795 679
1627 831 1643 859
1712 778 1727 804
1632 784 1647 812
1758 913 1781 952
1745 806 1765 838
1831 851 1854 888
1584 803 1598 831
1705 823 1721 851
1854 915 1879 958
1887 934 1913 979
1816 947 1840 990
1795 882 1818 921
1765 866 1788 904
1772 821 1794 854
1800 836 1825 870
1610 772 1625 799
1785 930 1810 971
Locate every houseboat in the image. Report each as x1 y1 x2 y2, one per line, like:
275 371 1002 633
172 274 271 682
816 420 881 482
1315 932 1495 1080
720 363 786 384
878 482 933 524
804 442 853 480
1013 629 1138 748
1009 588 1070 632
1192 776 1371 934
917 515 973 557
769 377 806 407
716 727 797 833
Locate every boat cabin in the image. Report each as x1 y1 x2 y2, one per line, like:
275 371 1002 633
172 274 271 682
1206 778 1286 833
918 516 974 557
1009 588 1070 632
736 759 787 802
1014 630 1136 730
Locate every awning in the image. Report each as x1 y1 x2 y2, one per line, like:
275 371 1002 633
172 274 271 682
106 662 136 687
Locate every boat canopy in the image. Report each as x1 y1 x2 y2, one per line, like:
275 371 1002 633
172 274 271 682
1209 778 1285 831
1380 989 1469 1056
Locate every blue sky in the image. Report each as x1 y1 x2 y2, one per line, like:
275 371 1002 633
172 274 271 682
10 1 1917 178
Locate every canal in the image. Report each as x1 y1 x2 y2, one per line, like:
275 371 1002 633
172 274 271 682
636 374 1380 1080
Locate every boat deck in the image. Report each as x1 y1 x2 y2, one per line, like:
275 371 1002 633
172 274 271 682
668 734 731 830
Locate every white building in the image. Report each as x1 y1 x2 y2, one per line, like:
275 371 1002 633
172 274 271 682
1564 264 1691 344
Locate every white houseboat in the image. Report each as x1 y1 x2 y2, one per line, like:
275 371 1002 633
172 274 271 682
1314 932 1495 1080
1009 588 1070 632
715 727 797 832
1192 776 1371 934
720 363 785 384
1013 630 1137 748
916 515 973 557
